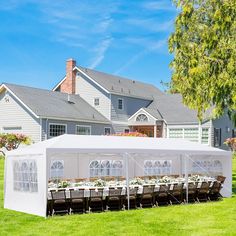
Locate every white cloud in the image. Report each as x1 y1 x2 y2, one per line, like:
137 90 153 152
114 39 166 74
89 37 113 69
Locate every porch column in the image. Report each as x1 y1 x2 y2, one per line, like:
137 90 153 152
154 125 157 138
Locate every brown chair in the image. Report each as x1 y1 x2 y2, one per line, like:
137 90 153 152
217 176 226 184
140 185 155 208
208 181 222 201
88 188 104 212
69 189 85 214
124 187 139 209
118 176 126 181
105 176 116 181
183 182 198 203
50 189 69 215
106 187 123 210
196 181 210 202
169 183 184 205
156 184 171 206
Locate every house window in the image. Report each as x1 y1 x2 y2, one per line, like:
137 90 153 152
94 98 99 106
76 125 91 135
214 128 221 147
144 160 172 176
232 129 236 138
169 128 183 138
13 160 38 192
118 98 123 110
136 114 148 122
50 160 64 179
104 127 111 135
49 124 66 137
124 129 130 133
201 128 209 144
89 160 123 177
184 128 198 142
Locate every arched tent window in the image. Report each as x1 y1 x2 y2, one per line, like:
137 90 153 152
21 161 29 191
111 160 123 176
29 160 38 192
136 114 148 122
101 160 111 176
89 160 101 177
50 160 64 179
13 161 21 191
144 160 153 175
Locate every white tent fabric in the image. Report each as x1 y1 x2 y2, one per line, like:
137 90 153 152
4 135 232 217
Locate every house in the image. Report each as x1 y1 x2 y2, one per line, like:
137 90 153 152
0 58 235 149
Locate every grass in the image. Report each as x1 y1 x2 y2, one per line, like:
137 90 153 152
0 158 236 236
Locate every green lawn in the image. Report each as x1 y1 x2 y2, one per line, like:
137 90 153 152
0 158 236 236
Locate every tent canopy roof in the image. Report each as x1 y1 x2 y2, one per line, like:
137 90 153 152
7 134 231 157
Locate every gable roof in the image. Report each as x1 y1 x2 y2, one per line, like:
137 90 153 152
1 83 110 124
146 94 211 124
76 66 164 100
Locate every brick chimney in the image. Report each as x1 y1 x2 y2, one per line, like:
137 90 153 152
60 58 76 94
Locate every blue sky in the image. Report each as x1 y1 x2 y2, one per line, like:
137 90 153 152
0 0 177 90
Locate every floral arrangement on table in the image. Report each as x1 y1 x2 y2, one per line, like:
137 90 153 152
110 131 148 137
129 177 144 185
158 176 171 183
224 138 236 152
188 175 200 182
93 179 107 187
57 181 70 188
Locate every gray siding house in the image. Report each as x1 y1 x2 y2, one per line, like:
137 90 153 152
0 58 235 149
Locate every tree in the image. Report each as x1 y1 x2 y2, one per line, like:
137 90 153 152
0 133 31 157
168 0 236 123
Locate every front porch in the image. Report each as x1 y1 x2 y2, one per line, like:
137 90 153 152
130 125 163 138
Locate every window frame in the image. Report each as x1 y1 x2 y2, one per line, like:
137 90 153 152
94 97 100 106
76 125 91 135
50 160 64 180
104 127 111 135
117 98 124 110
136 114 149 122
214 128 221 147
49 123 67 138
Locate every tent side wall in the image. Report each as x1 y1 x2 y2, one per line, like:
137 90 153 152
4 151 47 217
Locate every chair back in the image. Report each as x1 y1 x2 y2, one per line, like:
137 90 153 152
159 184 170 193
108 187 122 197
126 187 138 196
210 181 221 194
90 188 103 198
51 189 66 200
142 185 155 194
172 183 184 193
69 189 84 199
188 182 197 194
199 181 210 193
217 175 226 184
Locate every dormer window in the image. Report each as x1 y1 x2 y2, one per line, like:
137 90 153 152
118 98 123 110
94 98 99 106
136 114 148 122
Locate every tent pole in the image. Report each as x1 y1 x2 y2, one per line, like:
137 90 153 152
124 152 130 210
184 155 189 204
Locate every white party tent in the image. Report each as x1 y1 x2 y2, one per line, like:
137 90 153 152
4 134 232 217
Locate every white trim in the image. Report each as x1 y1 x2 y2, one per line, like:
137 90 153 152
0 84 39 119
76 125 91 135
39 118 42 141
39 116 110 125
48 123 67 138
128 108 157 122
75 67 110 94
135 113 149 122
117 98 124 110
104 127 111 135
52 76 66 91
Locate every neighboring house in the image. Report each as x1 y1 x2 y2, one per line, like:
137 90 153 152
0 58 235 149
